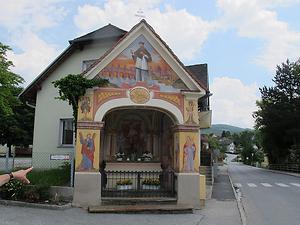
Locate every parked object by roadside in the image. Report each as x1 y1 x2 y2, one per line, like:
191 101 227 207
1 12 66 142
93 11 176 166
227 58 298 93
0 144 15 157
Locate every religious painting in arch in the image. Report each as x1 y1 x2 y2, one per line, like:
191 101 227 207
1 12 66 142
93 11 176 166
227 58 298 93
98 35 188 92
116 119 147 156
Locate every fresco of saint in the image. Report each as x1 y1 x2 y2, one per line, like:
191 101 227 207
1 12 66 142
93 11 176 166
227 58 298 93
99 35 188 92
78 132 96 170
131 41 152 82
183 136 196 172
185 101 197 124
80 96 91 120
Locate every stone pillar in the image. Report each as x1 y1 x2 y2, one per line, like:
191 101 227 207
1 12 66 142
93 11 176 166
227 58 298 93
173 124 202 207
73 121 103 207
111 132 117 157
147 133 151 152
100 123 105 166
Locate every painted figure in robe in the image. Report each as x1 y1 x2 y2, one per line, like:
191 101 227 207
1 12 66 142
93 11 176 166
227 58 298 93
78 132 96 170
183 136 196 172
131 42 152 82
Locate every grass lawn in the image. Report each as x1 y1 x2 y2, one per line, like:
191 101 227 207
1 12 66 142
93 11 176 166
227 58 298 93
27 167 70 186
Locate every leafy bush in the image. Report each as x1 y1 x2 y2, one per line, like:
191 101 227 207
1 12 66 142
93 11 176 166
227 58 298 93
142 178 160 186
23 185 50 202
116 179 132 185
0 180 24 200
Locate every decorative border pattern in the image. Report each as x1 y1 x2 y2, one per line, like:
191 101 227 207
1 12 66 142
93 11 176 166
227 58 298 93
77 121 104 130
93 88 127 116
153 92 184 114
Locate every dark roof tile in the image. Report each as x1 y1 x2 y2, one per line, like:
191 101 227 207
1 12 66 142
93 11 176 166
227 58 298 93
69 24 127 44
186 64 208 89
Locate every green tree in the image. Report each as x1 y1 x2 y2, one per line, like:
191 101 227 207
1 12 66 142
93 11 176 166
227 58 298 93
52 74 108 131
0 43 24 117
0 43 34 152
221 130 231 138
207 134 220 151
235 130 255 164
254 60 300 164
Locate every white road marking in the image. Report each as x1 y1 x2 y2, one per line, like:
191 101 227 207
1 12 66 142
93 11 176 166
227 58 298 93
261 183 272 187
290 183 300 187
235 183 242 188
247 183 257 187
275 183 289 187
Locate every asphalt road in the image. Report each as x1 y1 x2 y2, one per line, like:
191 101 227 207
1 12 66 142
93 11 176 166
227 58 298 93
228 162 300 225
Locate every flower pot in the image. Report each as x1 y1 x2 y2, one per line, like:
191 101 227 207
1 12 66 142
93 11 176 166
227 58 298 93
117 185 132 190
142 185 160 190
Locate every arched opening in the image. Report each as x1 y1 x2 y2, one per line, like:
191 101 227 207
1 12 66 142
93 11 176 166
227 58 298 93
99 107 177 198
94 97 184 124
100 107 175 167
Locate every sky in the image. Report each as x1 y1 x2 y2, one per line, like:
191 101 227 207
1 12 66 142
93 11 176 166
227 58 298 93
1 0 300 129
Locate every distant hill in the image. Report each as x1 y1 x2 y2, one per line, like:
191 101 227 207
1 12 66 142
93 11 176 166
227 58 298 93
201 124 248 136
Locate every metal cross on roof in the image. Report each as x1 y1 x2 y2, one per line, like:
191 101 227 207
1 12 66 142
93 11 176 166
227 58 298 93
135 8 146 20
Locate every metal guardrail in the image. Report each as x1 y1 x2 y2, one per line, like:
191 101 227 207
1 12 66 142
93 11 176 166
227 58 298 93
268 164 300 174
101 170 176 198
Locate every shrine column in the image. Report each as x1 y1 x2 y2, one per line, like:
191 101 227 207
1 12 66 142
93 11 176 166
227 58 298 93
172 92 204 207
173 124 202 207
73 121 103 207
72 90 104 207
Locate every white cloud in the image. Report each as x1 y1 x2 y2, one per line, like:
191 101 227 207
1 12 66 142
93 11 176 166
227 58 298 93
210 77 259 128
0 0 66 31
217 0 300 70
74 1 217 61
0 0 67 85
7 32 59 84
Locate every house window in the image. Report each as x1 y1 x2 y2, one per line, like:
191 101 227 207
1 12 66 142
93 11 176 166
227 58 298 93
82 59 97 72
60 119 74 146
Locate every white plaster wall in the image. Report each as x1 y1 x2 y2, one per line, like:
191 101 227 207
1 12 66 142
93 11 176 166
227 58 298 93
32 40 116 168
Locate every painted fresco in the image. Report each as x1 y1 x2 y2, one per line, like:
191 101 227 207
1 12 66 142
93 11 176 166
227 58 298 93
178 132 200 172
184 99 199 125
99 35 188 92
174 132 180 172
116 119 147 156
183 136 196 172
78 94 94 121
75 129 100 172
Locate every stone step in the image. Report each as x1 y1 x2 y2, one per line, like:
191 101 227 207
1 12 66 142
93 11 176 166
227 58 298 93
88 204 193 214
101 197 177 205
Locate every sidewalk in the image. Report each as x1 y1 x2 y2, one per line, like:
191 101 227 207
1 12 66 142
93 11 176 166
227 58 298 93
195 165 242 225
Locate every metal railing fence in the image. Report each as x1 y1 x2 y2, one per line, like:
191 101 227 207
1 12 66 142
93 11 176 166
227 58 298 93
268 164 300 174
101 170 176 198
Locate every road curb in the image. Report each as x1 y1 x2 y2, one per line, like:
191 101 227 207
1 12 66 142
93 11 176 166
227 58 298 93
227 167 248 225
0 199 72 210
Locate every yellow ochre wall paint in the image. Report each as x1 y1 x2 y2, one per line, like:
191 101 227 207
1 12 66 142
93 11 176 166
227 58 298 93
183 99 199 125
75 128 100 172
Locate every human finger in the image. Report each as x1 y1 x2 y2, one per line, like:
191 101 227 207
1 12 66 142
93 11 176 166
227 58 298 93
25 167 33 174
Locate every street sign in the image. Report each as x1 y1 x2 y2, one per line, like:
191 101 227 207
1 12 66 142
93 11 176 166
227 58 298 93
50 154 70 160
